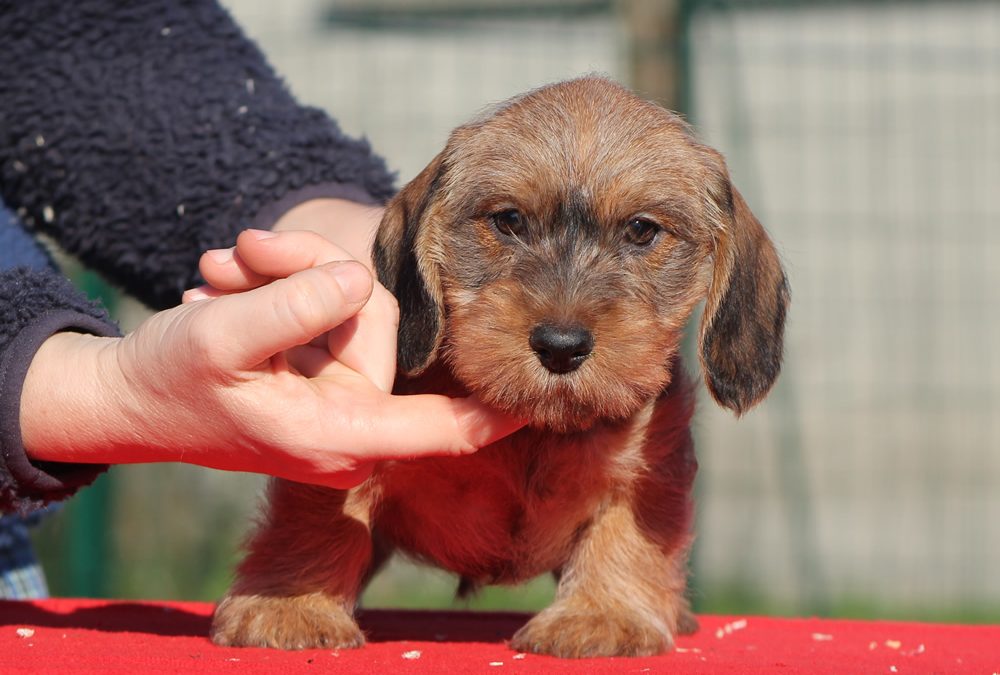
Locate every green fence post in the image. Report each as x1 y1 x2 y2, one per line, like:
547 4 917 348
65 270 118 598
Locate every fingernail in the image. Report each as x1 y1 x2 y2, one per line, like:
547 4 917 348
330 262 371 303
206 247 233 264
182 287 213 303
246 228 277 240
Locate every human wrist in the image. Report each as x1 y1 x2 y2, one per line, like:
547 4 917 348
20 331 162 466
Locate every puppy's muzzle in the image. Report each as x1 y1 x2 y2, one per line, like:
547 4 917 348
529 323 594 374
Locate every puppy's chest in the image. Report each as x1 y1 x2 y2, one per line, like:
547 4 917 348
373 427 632 582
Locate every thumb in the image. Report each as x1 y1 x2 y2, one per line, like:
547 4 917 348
209 261 374 370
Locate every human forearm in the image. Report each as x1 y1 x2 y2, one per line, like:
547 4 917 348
271 198 384 271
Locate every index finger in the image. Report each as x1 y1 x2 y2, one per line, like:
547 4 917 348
198 241 272 291
347 394 526 460
232 229 356 280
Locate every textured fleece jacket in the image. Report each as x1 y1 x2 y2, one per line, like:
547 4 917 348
0 0 396 514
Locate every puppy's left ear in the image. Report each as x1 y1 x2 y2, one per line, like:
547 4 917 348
699 168 790 416
374 153 447 376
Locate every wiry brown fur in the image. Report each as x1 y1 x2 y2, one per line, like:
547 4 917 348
211 77 788 658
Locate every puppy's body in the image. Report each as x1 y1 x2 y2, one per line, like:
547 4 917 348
212 77 788 658
379 360 695 587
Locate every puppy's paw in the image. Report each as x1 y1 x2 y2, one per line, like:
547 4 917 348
211 592 363 650
510 604 673 658
676 606 700 635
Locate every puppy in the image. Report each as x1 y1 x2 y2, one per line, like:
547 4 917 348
211 76 788 658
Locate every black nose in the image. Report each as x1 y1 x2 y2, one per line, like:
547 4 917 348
529 323 594 374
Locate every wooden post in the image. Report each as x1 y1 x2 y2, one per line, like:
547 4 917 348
619 0 687 113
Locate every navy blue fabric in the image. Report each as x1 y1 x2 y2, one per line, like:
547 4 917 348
0 204 55 272
0 200 58 598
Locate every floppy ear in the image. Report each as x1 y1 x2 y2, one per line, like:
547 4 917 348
374 153 447 376
699 179 790 416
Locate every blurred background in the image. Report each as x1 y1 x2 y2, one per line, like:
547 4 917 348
35 0 1000 622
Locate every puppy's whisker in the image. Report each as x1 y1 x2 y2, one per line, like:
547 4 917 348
507 230 533 255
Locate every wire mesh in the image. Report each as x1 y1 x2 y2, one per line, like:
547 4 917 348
687 0 1000 618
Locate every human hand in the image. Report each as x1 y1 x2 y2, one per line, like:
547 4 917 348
186 199 393 390
21 260 523 488
187 226 397 393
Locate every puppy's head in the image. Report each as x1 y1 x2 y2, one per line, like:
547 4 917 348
376 77 788 431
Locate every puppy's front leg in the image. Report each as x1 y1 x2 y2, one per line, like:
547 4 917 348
511 497 694 658
211 480 374 649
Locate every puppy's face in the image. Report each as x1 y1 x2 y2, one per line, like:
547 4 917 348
377 78 788 431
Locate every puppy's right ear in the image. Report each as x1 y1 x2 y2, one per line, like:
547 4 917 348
374 153 447 376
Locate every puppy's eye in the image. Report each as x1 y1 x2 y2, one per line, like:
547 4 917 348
624 217 660 247
492 209 527 238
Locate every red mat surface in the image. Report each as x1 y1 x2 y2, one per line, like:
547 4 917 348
0 599 998 673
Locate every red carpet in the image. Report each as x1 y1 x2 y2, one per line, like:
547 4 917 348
0 599 997 673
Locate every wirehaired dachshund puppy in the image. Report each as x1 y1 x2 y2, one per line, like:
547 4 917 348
211 76 789 658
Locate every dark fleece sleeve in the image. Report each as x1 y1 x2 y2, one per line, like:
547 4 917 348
0 0 395 310
0 269 120 515
0 0 396 512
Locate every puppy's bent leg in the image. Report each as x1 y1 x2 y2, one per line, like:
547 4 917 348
211 480 374 649
510 497 694 658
